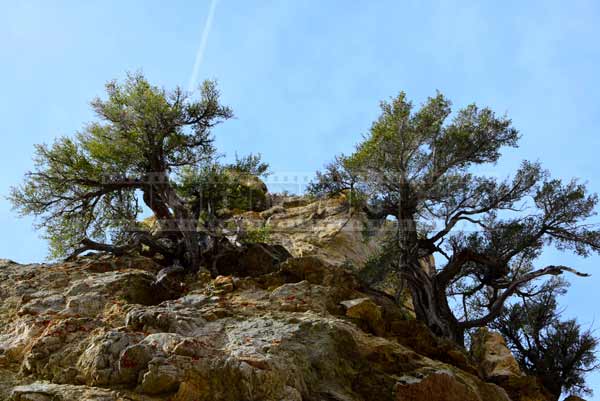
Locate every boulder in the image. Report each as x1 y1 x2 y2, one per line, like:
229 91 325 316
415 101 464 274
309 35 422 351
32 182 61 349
230 194 388 267
340 297 384 335
76 330 145 385
393 370 510 401
223 170 271 212
280 256 359 290
388 320 479 376
212 243 291 277
471 328 522 380
468 329 555 401
497 376 554 401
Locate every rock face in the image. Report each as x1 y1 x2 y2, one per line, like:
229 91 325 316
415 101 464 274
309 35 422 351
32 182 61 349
229 195 432 317
469 328 554 401
10 382 121 401
0 253 531 401
0 196 553 401
471 328 522 380
221 170 271 213
340 297 384 336
231 194 388 267
211 242 291 277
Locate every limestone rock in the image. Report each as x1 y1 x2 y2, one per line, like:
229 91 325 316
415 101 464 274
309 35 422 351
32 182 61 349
269 194 311 209
0 244 552 401
388 319 480 376
21 318 103 383
10 382 121 401
76 330 145 385
211 243 291 277
497 376 554 401
231 194 388 267
280 256 359 290
471 327 522 380
125 303 208 335
0 317 47 365
393 370 510 401
0 258 17 267
340 297 384 335
269 280 336 313
225 170 271 212
213 275 235 294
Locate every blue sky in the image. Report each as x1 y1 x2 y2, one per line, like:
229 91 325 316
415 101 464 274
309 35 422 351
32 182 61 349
1 0 599 396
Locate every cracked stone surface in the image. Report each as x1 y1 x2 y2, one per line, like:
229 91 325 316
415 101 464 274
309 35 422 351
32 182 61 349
0 197 553 401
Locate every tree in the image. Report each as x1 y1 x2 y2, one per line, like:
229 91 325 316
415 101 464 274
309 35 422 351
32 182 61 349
10 72 243 271
176 153 271 228
491 278 598 400
309 91 600 345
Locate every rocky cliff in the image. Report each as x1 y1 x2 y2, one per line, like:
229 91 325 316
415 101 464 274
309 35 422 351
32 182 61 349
0 195 554 401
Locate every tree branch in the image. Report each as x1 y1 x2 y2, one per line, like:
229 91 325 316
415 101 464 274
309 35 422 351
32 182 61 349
460 265 590 329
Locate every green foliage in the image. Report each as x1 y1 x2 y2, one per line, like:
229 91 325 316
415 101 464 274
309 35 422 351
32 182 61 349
10 72 234 263
306 154 359 198
176 153 270 220
242 225 272 244
491 279 599 398
176 162 231 222
230 153 271 177
310 89 600 344
222 170 269 212
359 234 404 296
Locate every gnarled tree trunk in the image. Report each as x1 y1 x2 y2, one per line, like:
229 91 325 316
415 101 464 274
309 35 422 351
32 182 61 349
396 200 464 345
402 259 464 345
141 174 202 272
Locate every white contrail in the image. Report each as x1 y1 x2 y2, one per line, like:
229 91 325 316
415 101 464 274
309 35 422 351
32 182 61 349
188 0 219 92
